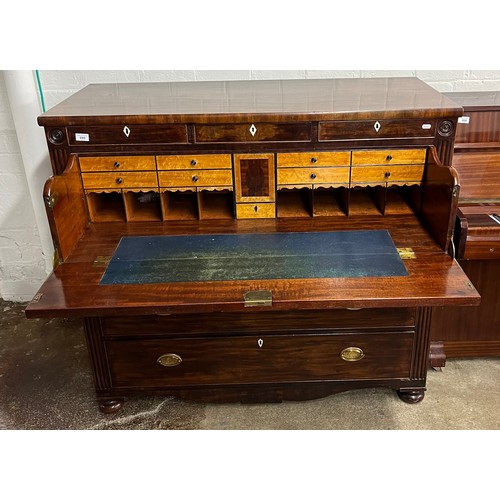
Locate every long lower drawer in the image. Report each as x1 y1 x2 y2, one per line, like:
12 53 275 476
106 332 413 388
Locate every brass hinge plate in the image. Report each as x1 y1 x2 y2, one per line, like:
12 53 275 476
397 247 416 259
244 290 273 307
44 193 59 209
93 256 111 267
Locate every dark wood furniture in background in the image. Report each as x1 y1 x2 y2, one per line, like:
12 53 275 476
25 78 479 413
430 91 500 362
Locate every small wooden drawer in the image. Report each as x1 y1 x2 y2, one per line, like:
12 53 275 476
277 151 351 167
81 171 158 190
351 149 426 166
79 156 156 172
351 165 424 185
157 154 232 170
319 120 435 141
105 332 413 388
195 123 312 143
68 124 188 145
158 169 232 188
277 167 350 186
236 203 275 219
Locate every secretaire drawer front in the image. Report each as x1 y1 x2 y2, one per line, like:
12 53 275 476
158 169 232 188
277 152 351 167
319 120 435 141
277 167 350 186
79 156 156 172
352 149 427 166
157 154 232 170
81 172 158 190
195 123 312 143
351 166 425 186
68 125 188 145
235 203 276 219
106 333 413 388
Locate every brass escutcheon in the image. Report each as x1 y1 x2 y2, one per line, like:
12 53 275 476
157 353 183 367
340 347 365 362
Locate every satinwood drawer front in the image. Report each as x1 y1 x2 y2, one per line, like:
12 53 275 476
79 156 156 172
351 149 426 166
157 154 232 170
67 125 188 145
351 166 425 186
81 172 158 190
318 120 435 141
277 167 350 186
105 332 413 388
277 152 351 167
158 169 232 188
235 203 276 219
195 123 312 143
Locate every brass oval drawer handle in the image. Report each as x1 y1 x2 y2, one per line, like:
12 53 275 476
115 177 123 185
340 347 364 362
157 353 183 367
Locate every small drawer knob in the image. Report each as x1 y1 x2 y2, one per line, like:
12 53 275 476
310 173 317 179
115 177 123 184
386 155 393 161
384 171 391 178
191 159 197 166
113 161 120 168
311 157 317 164
340 347 364 362
157 353 183 367
192 175 199 182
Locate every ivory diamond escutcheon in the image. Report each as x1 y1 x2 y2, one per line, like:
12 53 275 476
123 126 131 137
374 121 381 132
249 124 257 136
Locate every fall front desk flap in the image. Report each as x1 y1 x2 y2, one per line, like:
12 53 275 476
100 230 408 285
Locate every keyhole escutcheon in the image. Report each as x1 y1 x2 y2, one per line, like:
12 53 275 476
257 339 264 348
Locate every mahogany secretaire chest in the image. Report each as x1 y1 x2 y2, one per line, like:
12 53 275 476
25 78 480 413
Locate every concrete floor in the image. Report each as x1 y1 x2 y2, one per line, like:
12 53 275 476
1 298 499 430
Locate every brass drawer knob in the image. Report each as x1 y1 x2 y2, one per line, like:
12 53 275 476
340 347 365 362
386 155 393 161
191 159 197 166
113 161 120 168
157 353 183 367
384 171 391 178
311 157 317 163
310 173 317 179
115 177 123 184
192 175 199 182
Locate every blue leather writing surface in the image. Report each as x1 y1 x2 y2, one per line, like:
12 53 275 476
100 230 408 284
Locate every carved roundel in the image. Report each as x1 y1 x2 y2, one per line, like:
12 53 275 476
48 128 65 145
438 120 454 137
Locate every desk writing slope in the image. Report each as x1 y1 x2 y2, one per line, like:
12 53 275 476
27 77 480 413
100 231 408 284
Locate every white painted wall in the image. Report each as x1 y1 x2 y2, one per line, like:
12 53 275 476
2 69 500 301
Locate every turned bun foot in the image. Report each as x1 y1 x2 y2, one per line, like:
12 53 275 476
397 389 425 404
98 399 124 414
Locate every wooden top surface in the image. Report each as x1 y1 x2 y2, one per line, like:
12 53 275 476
25 216 480 318
38 78 462 126
444 91 500 110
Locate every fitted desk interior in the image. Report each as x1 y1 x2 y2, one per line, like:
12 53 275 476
25 78 480 412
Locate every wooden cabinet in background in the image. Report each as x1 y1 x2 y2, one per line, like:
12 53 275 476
430 92 500 363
